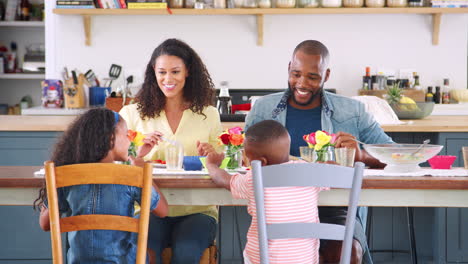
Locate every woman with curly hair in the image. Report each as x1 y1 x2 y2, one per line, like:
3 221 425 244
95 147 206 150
119 38 222 264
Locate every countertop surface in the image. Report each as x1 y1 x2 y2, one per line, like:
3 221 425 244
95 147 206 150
1 115 468 132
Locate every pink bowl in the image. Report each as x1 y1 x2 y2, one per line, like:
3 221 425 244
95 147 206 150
428 155 457 169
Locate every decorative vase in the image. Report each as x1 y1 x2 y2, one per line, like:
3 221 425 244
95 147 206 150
313 147 334 163
225 146 243 170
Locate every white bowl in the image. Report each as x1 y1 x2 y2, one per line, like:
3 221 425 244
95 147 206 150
363 144 443 173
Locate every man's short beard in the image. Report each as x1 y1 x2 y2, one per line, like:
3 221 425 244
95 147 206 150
288 83 323 106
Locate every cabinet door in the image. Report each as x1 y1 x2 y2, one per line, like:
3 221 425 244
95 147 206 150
446 208 468 262
0 206 52 261
0 132 60 166
440 132 468 167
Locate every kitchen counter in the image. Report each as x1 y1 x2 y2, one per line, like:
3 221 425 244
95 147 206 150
1 115 468 132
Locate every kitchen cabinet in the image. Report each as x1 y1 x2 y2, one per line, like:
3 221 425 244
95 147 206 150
0 21 45 107
52 7 468 46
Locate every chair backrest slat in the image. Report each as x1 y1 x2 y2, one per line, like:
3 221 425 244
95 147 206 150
44 161 153 264
252 160 365 264
60 215 139 233
55 163 144 188
267 223 345 241
261 163 354 188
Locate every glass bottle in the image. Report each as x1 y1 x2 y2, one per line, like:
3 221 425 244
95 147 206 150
425 86 434 102
217 81 232 114
434 86 441 104
413 74 421 90
442 78 450 104
19 0 30 21
362 66 371 90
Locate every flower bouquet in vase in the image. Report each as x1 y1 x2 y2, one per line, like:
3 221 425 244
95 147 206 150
303 130 337 162
126 130 145 165
219 126 244 170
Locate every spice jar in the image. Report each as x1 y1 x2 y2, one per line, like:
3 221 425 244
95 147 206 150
275 0 296 7
343 0 363 7
365 0 385 7
387 0 407 7
320 0 342 7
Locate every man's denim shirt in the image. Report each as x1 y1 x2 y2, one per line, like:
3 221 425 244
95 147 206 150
245 90 394 145
55 184 160 264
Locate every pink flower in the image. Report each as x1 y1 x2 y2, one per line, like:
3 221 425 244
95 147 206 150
303 132 316 145
228 126 243 135
330 133 337 144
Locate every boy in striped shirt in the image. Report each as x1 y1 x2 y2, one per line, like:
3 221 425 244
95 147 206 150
206 120 329 264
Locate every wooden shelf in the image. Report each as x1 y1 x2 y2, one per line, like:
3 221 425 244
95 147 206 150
53 7 468 46
0 21 44 27
0 73 45 80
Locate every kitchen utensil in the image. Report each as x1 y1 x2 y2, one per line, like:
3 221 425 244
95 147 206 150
363 143 443 173
108 64 122 88
411 139 430 157
84 69 99 87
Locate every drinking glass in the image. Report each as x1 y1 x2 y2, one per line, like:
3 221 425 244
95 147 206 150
335 147 356 167
463 147 468 169
165 144 184 170
300 146 313 162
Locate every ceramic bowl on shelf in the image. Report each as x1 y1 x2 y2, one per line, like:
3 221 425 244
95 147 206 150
363 144 443 173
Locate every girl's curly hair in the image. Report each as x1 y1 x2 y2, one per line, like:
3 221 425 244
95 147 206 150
33 108 121 210
136 38 215 119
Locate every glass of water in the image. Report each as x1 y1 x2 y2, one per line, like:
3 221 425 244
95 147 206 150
334 147 356 167
165 143 184 170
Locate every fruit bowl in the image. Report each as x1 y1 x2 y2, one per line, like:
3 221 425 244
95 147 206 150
390 102 435 119
363 144 443 173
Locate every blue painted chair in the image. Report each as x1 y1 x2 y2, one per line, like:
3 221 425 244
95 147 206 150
252 160 365 264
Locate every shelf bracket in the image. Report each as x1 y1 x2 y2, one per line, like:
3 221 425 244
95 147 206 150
256 14 264 46
432 13 442 45
83 15 91 46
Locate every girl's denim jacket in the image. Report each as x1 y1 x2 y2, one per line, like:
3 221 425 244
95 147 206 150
245 90 394 145
54 184 160 264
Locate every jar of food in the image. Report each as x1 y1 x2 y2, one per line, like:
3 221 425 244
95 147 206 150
343 0 363 7
298 0 319 7
258 0 272 7
275 0 296 7
365 0 385 7
214 0 226 8
170 0 184 8
387 0 407 7
320 0 342 7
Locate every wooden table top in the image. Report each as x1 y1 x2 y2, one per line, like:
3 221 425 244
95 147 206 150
2 166 468 190
1 115 468 132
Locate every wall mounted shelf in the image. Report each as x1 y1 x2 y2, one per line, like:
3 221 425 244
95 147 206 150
53 8 468 46
0 21 45 27
0 73 45 80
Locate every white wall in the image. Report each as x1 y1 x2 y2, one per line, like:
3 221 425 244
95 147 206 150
48 11 467 97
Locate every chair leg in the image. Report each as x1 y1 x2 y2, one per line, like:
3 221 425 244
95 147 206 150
406 207 418 264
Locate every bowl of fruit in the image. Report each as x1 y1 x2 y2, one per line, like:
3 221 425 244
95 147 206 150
385 84 434 119
363 144 443 173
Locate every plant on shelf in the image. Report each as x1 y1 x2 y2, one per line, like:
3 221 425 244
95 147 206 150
218 126 244 170
303 130 337 162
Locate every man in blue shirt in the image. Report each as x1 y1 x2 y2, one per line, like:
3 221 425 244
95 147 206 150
245 40 393 264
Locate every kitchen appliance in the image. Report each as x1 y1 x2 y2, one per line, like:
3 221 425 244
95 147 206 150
216 81 232 115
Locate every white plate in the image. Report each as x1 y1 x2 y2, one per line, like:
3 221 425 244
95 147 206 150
153 163 166 169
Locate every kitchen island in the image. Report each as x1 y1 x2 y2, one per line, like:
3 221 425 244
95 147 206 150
1 114 468 263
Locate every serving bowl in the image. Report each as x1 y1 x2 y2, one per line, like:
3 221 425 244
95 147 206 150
363 144 443 173
390 102 435 119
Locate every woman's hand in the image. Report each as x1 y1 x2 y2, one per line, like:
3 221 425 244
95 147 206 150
197 141 216 156
333 131 363 162
137 131 163 159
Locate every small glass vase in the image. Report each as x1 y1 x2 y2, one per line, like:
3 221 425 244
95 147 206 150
225 146 243 170
313 147 334 163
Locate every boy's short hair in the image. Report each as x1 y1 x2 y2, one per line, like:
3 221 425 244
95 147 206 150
245 120 289 144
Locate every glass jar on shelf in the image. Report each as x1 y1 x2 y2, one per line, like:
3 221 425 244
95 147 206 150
298 0 319 7
258 0 272 7
387 0 407 7
343 0 363 7
242 0 258 8
275 0 296 7
320 0 342 7
365 0 385 7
